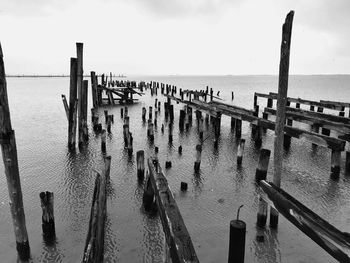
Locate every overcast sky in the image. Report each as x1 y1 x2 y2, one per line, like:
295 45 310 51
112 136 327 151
0 0 349 75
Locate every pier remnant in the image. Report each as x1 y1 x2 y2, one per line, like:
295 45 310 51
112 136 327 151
272 10 294 228
39 191 56 242
0 42 31 261
228 205 246 263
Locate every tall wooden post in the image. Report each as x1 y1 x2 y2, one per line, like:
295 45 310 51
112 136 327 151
76 43 85 146
91 71 98 108
68 58 78 150
0 42 31 261
272 11 294 228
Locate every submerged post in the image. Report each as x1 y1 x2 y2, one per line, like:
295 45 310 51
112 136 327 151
272 10 294 228
39 191 55 242
136 150 145 180
0 42 31 261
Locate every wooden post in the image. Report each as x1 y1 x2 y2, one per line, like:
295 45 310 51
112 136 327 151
194 144 202 172
68 58 78 150
228 206 246 263
127 131 133 156
39 191 55 242
178 145 183 154
181 182 188 191
123 124 129 147
61 94 69 120
143 172 155 212
272 11 294 228
82 171 107 263
81 80 89 142
0 43 31 261
149 123 154 141
231 117 236 130
237 139 245 166
255 149 271 181
136 150 145 180
142 107 146 121
76 43 84 146
124 106 128 117
149 106 152 120
90 71 98 108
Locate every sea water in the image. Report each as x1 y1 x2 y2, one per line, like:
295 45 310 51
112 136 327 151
0 75 350 262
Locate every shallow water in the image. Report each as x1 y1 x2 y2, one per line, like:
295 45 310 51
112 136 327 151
0 75 350 262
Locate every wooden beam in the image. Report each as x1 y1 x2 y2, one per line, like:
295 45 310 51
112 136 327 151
82 161 108 263
147 158 199 263
181 97 346 151
264 107 350 137
255 92 345 111
260 180 350 262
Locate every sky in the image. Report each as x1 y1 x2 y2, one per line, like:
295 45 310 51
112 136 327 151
0 0 349 75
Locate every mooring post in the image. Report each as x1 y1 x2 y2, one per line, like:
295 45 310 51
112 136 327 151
39 191 55 242
272 11 294 228
136 150 145 181
255 149 271 181
228 205 246 263
0 43 31 261
68 58 78 150
194 144 202 172
237 139 245 166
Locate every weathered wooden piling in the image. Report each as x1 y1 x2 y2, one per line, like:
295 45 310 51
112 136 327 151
271 11 294 229
90 71 98 108
149 106 153 120
68 58 78 150
194 144 202 172
179 109 186 130
136 151 145 181
237 139 245 166
147 158 199 262
124 106 128 117
346 152 350 174
142 107 146 121
39 191 55 241
104 156 111 182
0 43 31 261
107 117 112 133
61 94 69 120
181 182 188 191
143 173 155 212
228 206 246 263
121 107 124 118
101 129 106 153
256 195 268 228
127 131 133 155
255 149 271 181
82 171 107 263
178 145 183 154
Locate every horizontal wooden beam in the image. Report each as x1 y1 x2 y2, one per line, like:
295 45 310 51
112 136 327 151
264 107 350 135
255 92 344 111
259 180 350 263
286 106 350 125
188 100 345 151
148 158 199 263
320 100 350 108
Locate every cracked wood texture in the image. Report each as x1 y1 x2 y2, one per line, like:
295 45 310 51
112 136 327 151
148 158 199 263
0 42 30 260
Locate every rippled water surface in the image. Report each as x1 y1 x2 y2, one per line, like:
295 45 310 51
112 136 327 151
0 75 350 262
